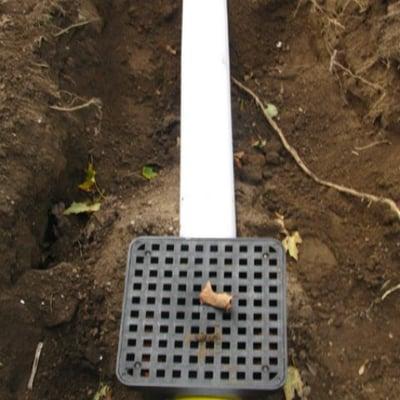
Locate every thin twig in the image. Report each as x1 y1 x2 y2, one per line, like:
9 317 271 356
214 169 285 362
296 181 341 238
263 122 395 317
354 140 391 152
233 78 400 222
49 98 101 112
27 342 44 390
54 19 99 37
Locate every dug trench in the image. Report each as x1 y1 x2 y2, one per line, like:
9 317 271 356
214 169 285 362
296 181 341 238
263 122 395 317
0 1 399 400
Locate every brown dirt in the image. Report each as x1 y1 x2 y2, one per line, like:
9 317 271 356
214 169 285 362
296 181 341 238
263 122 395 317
0 0 399 399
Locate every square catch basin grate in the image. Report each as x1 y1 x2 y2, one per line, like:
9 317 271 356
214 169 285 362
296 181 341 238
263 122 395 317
117 237 287 395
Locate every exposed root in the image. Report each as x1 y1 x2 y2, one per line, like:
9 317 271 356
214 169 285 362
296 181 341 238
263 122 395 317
331 59 384 92
367 92 387 119
49 98 102 112
293 0 306 18
54 19 99 37
342 0 370 14
329 49 338 73
294 0 345 30
356 57 379 75
311 3 384 96
354 140 391 152
233 78 400 222
381 283 400 301
310 0 345 29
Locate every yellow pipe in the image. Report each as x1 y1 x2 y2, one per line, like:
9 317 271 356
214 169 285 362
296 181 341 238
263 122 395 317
176 397 239 400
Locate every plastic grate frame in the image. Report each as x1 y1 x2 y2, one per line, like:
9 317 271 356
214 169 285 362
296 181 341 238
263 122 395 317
117 237 287 395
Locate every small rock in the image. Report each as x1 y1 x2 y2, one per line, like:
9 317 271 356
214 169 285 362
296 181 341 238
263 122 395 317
84 343 102 366
262 167 273 180
383 211 398 226
245 153 265 167
92 287 105 303
44 298 79 328
160 114 179 131
265 139 283 154
265 151 282 166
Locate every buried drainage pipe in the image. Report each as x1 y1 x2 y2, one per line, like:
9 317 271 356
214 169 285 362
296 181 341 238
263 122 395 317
116 2 287 397
180 0 236 239
179 1 237 399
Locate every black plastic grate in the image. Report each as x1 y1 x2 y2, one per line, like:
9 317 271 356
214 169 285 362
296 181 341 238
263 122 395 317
117 237 287 395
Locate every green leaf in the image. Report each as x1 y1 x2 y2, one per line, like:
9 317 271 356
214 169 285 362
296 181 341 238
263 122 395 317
284 366 304 400
79 162 97 192
265 103 279 119
64 201 101 215
142 165 158 180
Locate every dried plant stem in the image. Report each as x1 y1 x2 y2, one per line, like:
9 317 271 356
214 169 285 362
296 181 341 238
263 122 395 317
233 78 400 221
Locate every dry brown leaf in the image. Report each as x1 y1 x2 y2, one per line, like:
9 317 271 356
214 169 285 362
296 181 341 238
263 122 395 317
93 384 112 400
199 281 232 311
284 366 304 400
283 231 303 261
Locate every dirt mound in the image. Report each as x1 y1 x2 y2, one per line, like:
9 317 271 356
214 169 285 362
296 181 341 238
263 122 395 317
311 0 400 131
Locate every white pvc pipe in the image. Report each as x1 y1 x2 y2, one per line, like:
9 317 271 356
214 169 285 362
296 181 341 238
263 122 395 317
180 0 236 239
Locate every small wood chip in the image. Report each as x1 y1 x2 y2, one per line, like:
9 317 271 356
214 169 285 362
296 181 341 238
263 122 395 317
199 281 232 311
